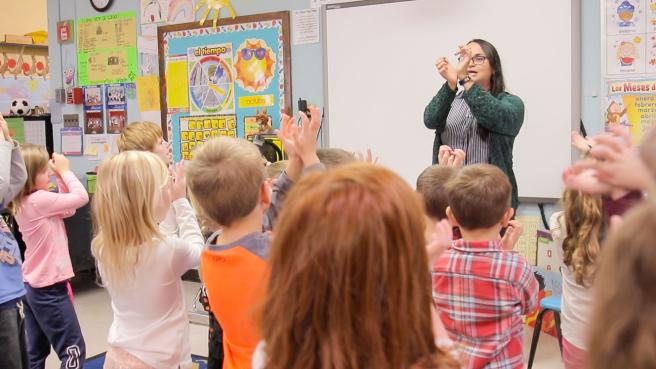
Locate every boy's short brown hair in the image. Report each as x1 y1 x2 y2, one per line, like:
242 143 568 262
116 121 163 152
316 148 356 168
446 164 511 230
416 165 456 220
185 137 266 227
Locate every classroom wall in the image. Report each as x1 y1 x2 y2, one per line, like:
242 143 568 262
0 0 48 39
46 0 603 221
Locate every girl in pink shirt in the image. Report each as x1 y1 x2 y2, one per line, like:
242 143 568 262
12 144 88 369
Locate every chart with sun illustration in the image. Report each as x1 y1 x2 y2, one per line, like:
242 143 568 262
159 12 292 163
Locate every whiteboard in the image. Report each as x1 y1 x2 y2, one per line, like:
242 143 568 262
323 0 580 200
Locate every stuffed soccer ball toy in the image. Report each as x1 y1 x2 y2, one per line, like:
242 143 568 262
10 98 30 116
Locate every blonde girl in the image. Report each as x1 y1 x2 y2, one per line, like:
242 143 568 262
91 151 203 369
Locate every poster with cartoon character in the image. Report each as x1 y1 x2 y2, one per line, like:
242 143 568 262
607 34 646 74
159 13 292 163
605 78 656 143
607 0 646 35
84 85 104 134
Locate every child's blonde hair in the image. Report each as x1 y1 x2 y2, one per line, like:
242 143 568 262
588 201 656 369
11 144 49 212
116 121 163 152
186 137 265 228
91 151 169 286
557 189 603 285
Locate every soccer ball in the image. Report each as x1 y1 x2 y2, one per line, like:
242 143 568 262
10 98 30 116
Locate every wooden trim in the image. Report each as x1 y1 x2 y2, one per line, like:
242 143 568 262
157 11 293 140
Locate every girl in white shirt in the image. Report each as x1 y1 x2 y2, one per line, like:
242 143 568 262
550 189 603 369
91 151 203 369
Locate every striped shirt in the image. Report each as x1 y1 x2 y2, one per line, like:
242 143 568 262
441 91 491 165
432 239 539 369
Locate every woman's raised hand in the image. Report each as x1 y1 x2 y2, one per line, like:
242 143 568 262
435 57 458 90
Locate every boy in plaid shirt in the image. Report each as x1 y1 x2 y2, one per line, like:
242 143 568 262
432 164 538 369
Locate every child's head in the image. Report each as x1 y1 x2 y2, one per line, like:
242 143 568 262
186 137 268 228
91 150 170 285
560 189 603 285
261 163 459 369
12 144 51 212
446 164 512 231
416 165 457 221
116 121 170 163
316 147 356 168
588 201 656 369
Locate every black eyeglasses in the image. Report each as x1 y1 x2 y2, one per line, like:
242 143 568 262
458 54 487 65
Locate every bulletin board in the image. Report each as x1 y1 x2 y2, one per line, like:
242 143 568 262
157 11 292 162
77 11 139 86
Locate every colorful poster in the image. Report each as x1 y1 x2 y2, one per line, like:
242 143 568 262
168 0 195 24
106 84 127 108
187 44 236 115
162 17 290 163
85 111 104 135
178 115 237 160
141 0 167 24
607 0 646 35
0 78 50 116
77 12 138 86
136 75 161 112
607 34 646 74
605 78 656 143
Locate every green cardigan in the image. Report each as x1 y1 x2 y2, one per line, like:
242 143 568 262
423 82 524 210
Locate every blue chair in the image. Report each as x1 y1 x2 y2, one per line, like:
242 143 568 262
527 294 563 369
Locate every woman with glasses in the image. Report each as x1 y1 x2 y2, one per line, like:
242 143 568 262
423 39 524 210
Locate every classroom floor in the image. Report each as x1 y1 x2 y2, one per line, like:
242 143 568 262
44 276 564 369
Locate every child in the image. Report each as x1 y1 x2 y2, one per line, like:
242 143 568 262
0 114 28 369
91 151 204 369
116 121 170 163
587 201 656 369
116 121 190 238
416 164 457 239
256 163 460 369
12 144 89 369
433 164 538 369
316 147 356 168
185 106 322 369
550 189 603 369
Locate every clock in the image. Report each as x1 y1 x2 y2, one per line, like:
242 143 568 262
90 0 113 12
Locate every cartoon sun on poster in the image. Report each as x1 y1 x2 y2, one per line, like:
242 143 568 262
187 43 235 115
234 39 276 93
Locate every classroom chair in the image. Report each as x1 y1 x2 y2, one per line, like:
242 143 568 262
527 294 563 369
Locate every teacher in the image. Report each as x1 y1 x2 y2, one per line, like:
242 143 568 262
423 39 524 210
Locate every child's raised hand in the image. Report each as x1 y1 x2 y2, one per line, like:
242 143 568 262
355 148 379 164
296 105 321 166
277 113 299 159
500 220 524 251
571 131 594 153
586 127 652 191
438 145 452 166
171 161 187 200
449 149 465 168
562 165 614 195
51 153 70 175
426 219 452 265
